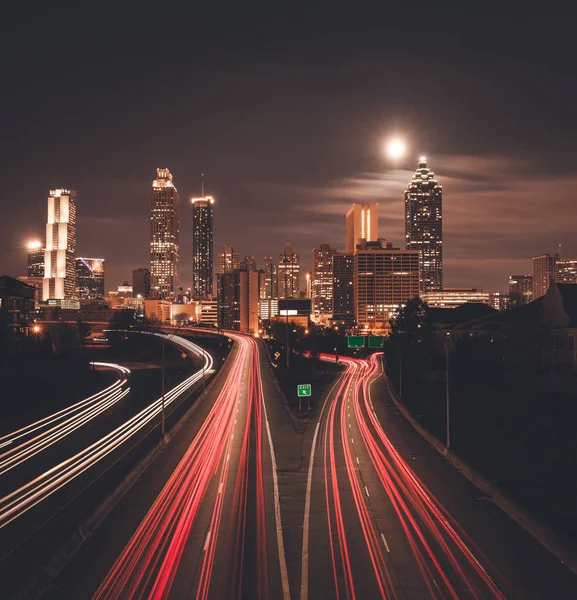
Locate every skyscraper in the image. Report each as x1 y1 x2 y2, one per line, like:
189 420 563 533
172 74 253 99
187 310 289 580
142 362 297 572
263 256 278 299
405 157 443 292
217 267 261 334
132 268 151 298
555 259 577 284
27 243 45 278
191 187 214 299
332 253 354 321
150 168 179 299
508 275 533 307
354 239 420 332
216 245 240 275
76 258 105 299
312 243 337 315
278 243 300 299
43 188 76 301
345 204 379 253
533 254 556 299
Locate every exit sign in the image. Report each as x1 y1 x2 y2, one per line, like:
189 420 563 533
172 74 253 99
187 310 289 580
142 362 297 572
368 336 384 348
297 384 312 397
347 335 365 348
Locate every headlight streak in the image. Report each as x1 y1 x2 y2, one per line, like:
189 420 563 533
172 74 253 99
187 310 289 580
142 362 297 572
0 335 213 530
318 351 507 599
94 331 282 600
0 363 130 473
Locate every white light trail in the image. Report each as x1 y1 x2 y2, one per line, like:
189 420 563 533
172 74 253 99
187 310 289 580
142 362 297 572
0 334 213 528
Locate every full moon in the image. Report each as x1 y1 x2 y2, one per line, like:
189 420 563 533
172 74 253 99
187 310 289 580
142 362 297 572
386 138 406 160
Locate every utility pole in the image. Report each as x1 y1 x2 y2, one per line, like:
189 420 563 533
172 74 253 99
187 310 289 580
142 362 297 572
445 333 450 449
161 336 166 437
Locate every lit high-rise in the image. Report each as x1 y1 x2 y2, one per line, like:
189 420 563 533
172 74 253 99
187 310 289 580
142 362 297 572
27 242 45 278
332 253 354 321
509 275 533 307
533 254 556 299
346 204 378 253
263 256 278 299
217 245 240 275
191 187 214 299
76 258 105 299
150 168 179 299
278 243 299 299
43 188 76 301
405 157 443 292
312 243 337 315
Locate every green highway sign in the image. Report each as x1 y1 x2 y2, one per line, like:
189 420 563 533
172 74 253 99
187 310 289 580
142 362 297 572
347 335 365 348
368 336 384 348
297 384 312 397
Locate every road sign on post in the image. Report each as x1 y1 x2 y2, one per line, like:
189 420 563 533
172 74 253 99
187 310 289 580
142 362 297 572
297 384 312 397
368 336 384 348
347 335 365 348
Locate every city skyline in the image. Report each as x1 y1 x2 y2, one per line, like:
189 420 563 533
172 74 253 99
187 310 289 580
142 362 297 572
2 14 577 295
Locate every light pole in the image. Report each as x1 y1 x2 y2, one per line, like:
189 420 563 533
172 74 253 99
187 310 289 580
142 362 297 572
445 332 451 449
160 323 188 438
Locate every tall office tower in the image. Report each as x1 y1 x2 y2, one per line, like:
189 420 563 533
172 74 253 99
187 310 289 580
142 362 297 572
508 275 533 307
405 157 443 292
345 204 379 253
312 243 337 315
555 259 577 284
354 239 420 332
240 256 257 271
75 258 105 299
332 253 354 321
43 189 76 301
216 245 240 275
263 257 278 300
278 243 300 299
533 254 556 299
150 168 179 299
217 267 261 334
191 187 214 299
132 268 151 298
27 243 45 277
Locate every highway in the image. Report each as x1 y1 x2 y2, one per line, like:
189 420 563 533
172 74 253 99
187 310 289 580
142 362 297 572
301 352 577 599
0 333 213 599
15 336 577 599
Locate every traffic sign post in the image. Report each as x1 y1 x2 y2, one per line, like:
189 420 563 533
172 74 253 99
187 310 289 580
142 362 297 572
368 336 384 348
347 335 365 349
297 383 312 410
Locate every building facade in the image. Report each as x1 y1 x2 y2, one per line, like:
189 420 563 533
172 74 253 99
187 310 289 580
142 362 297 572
132 268 151 298
150 168 179 299
27 244 45 278
332 253 354 321
556 259 577 284
278 243 300 299
422 288 491 308
312 243 337 315
263 256 278 300
345 204 378 253
43 188 77 301
533 254 556 299
191 193 214 299
0 275 36 337
509 274 533 307
354 239 420 332
217 268 261 334
216 245 240 275
405 157 443 292
75 257 105 299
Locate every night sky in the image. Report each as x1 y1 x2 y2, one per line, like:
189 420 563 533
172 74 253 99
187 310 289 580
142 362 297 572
1 7 576 293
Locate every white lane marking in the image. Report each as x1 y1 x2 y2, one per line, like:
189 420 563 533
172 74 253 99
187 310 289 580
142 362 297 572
257 356 291 600
365 485 370 497
219 482 223 494
234 419 237 425
301 369 347 600
204 530 212 551
381 533 390 553
231 433 234 440
356 456 360 465
348 423 351 429
351 437 354 444
226 453 230 463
